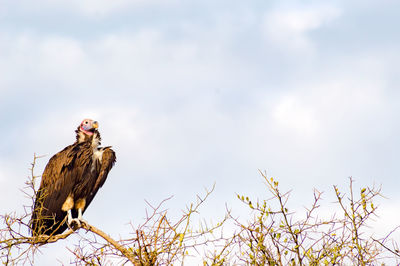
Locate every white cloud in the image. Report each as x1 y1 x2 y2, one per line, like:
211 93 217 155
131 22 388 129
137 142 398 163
0 33 90 93
73 0 180 16
40 37 85 69
0 160 30 213
0 26 240 100
1 0 179 17
369 199 400 238
70 0 152 16
1 1 400 264
263 4 341 52
273 95 319 137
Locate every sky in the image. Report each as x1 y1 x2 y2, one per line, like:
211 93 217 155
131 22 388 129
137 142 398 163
1 0 400 264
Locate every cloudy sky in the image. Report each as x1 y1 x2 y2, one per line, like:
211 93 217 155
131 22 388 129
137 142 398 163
1 0 400 264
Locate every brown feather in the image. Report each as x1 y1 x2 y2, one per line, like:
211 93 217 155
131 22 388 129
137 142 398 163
86 147 116 208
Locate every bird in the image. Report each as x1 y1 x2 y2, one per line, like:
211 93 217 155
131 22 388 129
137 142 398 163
30 119 116 236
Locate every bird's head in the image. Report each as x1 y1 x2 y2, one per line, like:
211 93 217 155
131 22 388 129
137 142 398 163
79 119 98 136
76 119 101 144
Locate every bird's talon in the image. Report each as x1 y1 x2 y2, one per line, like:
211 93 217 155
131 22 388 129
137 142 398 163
79 219 88 227
68 218 81 229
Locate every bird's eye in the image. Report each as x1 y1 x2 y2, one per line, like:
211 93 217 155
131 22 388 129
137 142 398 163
85 121 88 124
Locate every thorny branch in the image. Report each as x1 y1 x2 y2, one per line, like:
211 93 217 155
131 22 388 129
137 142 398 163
1 155 400 265
1 155 229 265
233 172 400 265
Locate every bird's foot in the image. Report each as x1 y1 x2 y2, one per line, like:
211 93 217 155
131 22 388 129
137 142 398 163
78 218 88 227
68 218 81 230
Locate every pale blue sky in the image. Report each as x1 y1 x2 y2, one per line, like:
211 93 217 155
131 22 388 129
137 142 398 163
1 0 400 264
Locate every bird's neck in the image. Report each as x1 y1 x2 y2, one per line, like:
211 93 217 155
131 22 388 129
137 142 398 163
76 131 101 148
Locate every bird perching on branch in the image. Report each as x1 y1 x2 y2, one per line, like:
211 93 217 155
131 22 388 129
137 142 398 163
30 119 116 236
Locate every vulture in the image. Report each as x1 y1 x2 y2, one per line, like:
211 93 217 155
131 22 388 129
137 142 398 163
30 119 116 236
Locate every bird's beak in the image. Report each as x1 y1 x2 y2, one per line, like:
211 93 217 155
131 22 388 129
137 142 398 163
92 121 99 129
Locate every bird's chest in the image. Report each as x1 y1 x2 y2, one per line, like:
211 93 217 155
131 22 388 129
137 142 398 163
91 148 103 172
